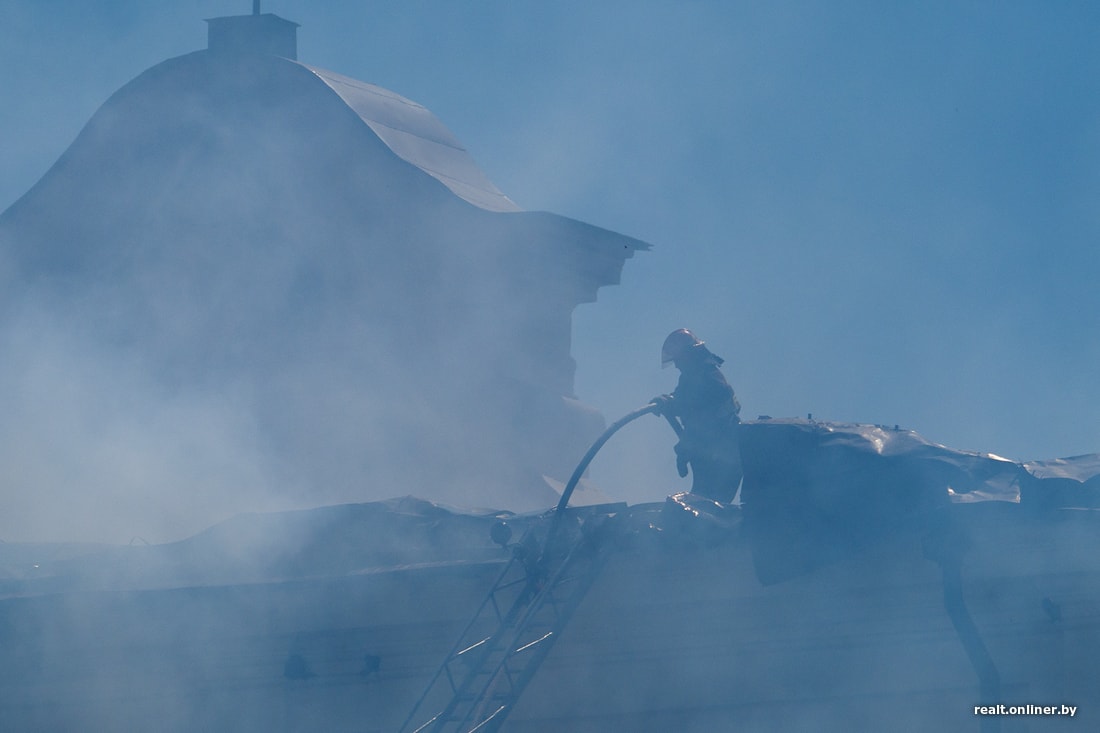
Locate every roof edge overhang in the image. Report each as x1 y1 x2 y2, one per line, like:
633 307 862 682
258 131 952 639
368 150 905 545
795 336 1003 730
490 210 651 302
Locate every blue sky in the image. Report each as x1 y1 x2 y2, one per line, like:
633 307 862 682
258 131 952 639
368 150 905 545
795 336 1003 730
2 1 1098 507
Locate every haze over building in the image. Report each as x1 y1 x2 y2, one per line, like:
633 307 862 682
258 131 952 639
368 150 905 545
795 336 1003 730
1 7 1099 732
0 5 646 542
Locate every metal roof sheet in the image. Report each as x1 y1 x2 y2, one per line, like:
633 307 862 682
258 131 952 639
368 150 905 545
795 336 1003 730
305 65 520 213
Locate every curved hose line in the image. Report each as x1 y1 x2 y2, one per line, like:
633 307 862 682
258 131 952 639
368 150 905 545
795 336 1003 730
555 402 676 513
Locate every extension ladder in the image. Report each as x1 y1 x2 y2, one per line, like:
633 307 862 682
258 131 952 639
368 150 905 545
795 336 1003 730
398 504 625 733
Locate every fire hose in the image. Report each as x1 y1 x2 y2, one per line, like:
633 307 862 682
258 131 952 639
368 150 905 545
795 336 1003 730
554 401 681 513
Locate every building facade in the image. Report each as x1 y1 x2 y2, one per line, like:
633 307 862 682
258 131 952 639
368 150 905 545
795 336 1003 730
0 9 647 532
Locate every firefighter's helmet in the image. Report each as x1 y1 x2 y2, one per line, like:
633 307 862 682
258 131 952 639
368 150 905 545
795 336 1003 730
661 328 704 367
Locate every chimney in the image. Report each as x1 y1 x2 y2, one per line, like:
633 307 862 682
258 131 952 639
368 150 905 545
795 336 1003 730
205 5 300 60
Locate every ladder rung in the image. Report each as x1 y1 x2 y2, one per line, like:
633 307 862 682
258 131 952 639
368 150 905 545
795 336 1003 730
514 631 554 654
467 705 509 733
455 636 492 657
410 712 441 733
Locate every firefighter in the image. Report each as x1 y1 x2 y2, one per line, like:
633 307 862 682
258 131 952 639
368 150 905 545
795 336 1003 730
652 329 743 503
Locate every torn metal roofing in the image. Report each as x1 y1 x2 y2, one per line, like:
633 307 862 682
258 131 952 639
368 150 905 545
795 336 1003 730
1024 453 1100 482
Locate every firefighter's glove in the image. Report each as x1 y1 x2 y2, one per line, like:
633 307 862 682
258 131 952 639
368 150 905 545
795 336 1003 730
650 394 674 416
676 454 690 478
673 441 690 478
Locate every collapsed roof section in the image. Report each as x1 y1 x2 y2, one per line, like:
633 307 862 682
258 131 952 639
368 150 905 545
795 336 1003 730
741 418 1100 508
739 418 1100 584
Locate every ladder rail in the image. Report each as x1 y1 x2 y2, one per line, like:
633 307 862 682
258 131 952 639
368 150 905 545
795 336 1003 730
402 505 630 733
398 544 536 732
448 517 618 733
447 539 590 731
477 555 612 732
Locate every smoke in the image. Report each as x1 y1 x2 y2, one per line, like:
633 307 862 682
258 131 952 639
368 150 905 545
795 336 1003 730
548 2 1100 501
2 5 1099 733
0 35 625 542
4 2 1099 537
0 296 280 543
